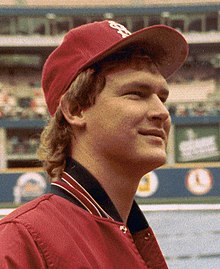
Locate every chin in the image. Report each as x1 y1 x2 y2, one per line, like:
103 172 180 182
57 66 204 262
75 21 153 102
140 151 167 171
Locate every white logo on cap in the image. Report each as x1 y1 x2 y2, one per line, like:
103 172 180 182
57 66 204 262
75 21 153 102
108 21 131 38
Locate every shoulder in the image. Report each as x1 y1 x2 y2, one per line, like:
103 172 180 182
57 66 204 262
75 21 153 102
0 193 57 245
0 193 54 224
0 194 69 268
0 194 57 268
0 219 48 268
0 193 96 237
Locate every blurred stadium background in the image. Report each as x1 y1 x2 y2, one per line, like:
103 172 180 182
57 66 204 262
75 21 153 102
0 1 220 268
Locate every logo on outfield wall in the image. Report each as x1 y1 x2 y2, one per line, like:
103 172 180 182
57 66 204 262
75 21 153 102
176 127 220 162
13 172 47 204
136 171 159 197
185 168 213 195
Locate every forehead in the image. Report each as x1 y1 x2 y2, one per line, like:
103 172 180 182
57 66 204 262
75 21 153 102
104 62 168 90
102 54 159 76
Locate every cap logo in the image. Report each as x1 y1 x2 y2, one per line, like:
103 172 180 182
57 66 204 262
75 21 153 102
108 20 131 38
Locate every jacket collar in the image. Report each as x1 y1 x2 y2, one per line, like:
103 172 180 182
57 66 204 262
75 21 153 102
51 157 148 233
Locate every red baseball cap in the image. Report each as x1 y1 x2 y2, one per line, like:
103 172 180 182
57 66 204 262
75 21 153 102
42 20 189 116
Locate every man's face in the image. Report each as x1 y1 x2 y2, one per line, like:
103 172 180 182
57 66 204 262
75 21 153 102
82 62 171 173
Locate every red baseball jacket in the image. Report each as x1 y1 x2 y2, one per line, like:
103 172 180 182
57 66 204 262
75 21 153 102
0 159 168 269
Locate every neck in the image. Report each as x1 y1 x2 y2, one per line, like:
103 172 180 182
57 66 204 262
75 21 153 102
73 150 146 223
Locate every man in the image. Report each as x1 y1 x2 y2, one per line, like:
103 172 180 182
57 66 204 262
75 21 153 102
0 20 188 268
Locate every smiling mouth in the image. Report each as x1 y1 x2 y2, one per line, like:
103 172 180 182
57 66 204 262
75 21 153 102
138 129 166 140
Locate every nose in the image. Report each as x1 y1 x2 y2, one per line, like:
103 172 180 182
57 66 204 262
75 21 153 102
147 95 170 123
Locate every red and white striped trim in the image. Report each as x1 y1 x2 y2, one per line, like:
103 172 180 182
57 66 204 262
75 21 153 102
51 182 95 216
51 172 113 220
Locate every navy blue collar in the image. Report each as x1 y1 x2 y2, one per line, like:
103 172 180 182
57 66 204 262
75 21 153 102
50 157 148 233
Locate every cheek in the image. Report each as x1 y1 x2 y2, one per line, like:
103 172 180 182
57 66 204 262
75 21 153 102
107 107 143 131
86 100 145 134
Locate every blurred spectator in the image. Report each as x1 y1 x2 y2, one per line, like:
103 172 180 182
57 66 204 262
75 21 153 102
167 104 176 116
30 90 47 119
167 101 220 117
193 102 207 116
0 89 18 117
176 104 189 116
0 86 48 119
7 136 39 155
215 101 220 115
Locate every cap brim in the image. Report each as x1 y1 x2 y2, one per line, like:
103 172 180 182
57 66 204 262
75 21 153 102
80 24 189 79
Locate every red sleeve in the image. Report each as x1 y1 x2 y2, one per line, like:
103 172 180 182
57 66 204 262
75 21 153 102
0 221 47 269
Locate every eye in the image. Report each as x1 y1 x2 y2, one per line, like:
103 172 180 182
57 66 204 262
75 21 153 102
124 91 146 99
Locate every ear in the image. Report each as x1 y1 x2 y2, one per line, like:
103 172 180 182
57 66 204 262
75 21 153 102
60 97 86 128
